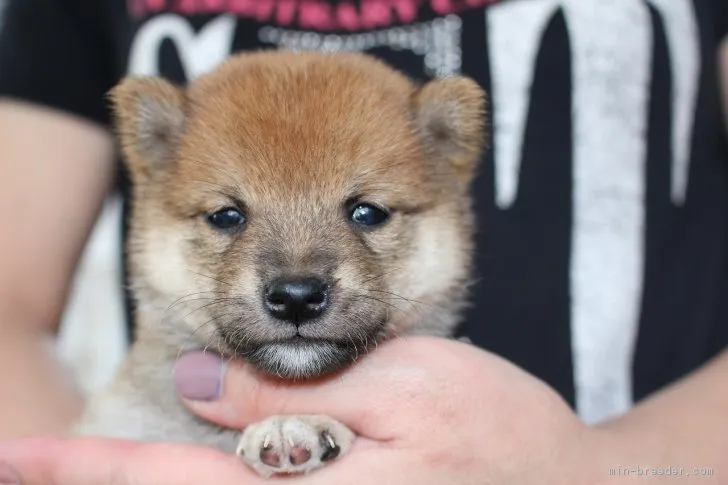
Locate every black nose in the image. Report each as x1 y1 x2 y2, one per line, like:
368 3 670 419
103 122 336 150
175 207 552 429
264 276 330 324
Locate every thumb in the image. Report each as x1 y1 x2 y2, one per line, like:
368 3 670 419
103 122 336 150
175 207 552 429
174 336 467 437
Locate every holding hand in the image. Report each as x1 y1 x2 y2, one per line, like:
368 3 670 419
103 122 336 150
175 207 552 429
0 337 611 484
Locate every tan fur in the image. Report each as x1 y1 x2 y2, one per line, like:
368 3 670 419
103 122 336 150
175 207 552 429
74 50 487 477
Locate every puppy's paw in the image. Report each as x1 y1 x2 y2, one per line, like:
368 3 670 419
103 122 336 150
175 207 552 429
236 415 354 478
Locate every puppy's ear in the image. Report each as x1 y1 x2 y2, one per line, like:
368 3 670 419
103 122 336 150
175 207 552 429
412 76 488 183
109 77 186 184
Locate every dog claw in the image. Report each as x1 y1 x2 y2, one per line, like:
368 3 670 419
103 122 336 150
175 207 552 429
320 431 340 462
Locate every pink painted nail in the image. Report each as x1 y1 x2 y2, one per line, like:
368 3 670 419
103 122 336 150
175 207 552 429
173 351 226 401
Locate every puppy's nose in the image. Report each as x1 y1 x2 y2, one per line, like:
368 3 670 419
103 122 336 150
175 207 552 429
264 276 330 324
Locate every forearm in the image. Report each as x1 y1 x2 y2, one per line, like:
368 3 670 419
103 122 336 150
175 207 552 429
0 314 83 441
596 39 728 476
0 101 116 441
596 349 728 481
601 36 728 482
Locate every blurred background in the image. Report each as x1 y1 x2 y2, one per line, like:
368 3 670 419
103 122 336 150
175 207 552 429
0 2 127 400
55 196 127 398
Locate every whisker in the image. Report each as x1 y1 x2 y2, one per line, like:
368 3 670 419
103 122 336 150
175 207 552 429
165 297 241 319
344 328 359 363
165 291 218 313
177 311 238 360
367 290 430 321
351 293 405 315
179 299 243 321
360 266 402 286
233 325 246 358
365 289 435 310
186 269 234 287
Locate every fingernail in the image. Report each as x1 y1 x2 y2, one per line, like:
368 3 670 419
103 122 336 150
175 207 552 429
0 461 20 484
174 351 226 401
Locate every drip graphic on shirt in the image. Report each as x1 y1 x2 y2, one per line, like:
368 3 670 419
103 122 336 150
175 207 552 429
125 0 702 425
128 14 237 78
489 0 699 424
257 17 462 77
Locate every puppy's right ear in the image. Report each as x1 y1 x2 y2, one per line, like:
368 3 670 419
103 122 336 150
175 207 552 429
109 77 186 184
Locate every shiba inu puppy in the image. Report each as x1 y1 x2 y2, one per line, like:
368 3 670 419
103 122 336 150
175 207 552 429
73 50 487 477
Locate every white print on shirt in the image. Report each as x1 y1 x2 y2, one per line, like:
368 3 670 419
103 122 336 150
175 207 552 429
488 0 700 424
257 16 462 77
128 13 462 79
128 13 236 78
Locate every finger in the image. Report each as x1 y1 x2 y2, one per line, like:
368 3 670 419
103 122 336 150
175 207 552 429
0 436 131 485
175 336 480 434
292 445 411 485
0 436 265 485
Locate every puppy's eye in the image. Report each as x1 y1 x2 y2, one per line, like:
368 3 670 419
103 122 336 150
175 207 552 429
349 203 390 227
207 207 246 231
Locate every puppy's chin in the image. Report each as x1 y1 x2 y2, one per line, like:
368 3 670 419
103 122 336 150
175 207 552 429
245 339 357 379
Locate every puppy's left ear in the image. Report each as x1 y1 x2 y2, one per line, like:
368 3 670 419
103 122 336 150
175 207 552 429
109 77 187 184
412 76 488 183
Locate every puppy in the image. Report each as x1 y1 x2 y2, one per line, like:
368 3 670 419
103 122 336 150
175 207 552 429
73 50 487 478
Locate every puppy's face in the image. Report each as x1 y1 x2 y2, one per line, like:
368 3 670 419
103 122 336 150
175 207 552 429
114 52 486 379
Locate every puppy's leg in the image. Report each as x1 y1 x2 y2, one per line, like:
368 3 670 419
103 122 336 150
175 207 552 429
71 340 241 452
236 415 354 478
72 379 242 454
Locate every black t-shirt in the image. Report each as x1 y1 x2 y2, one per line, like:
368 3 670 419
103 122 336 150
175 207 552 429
1 0 727 425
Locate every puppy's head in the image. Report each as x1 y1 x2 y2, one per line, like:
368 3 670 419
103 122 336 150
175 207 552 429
112 51 486 379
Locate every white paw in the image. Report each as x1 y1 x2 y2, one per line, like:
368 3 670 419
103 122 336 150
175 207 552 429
236 415 355 478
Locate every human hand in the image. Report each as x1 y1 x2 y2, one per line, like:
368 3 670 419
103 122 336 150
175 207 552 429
0 336 611 484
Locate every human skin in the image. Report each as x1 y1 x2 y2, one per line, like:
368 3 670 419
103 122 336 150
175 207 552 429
0 336 725 484
0 101 115 440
